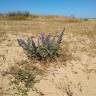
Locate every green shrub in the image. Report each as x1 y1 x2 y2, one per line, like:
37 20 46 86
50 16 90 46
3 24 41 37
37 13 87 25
15 68 35 88
9 68 35 95
83 18 89 21
17 30 64 60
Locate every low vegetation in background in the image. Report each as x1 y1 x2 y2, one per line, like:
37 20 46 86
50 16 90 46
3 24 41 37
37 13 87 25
17 29 64 61
64 18 83 23
0 11 39 20
0 11 87 22
5 11 30 20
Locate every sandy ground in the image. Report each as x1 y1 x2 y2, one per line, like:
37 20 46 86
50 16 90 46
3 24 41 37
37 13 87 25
0 20 96 96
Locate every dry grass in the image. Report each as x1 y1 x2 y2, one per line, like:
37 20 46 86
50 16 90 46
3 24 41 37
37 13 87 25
0 16 96 96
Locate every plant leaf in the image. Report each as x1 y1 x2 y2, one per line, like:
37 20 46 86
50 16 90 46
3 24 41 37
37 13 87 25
17 37 27 50
57 31 64 44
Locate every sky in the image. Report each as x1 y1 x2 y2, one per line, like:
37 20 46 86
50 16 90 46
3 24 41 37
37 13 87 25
0 0 96 18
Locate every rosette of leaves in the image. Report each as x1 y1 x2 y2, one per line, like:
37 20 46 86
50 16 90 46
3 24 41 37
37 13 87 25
17 29 64 60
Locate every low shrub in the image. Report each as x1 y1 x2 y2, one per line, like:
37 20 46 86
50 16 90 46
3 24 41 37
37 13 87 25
14 68 35 88
17 29 64 60
9 67 35 96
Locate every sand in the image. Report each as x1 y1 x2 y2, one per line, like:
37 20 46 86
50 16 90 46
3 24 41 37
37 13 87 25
0 20 96 96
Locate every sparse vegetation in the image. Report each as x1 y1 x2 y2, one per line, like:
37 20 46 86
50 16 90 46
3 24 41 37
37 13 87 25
0 12 83 23
0 11 39 20
0 13 96 96
83 18 89 21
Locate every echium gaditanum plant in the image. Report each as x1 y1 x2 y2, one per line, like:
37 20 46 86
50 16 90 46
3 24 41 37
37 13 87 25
17 28 65 60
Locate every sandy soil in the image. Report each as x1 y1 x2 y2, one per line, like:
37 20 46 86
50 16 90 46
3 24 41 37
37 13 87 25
0 20 96 96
